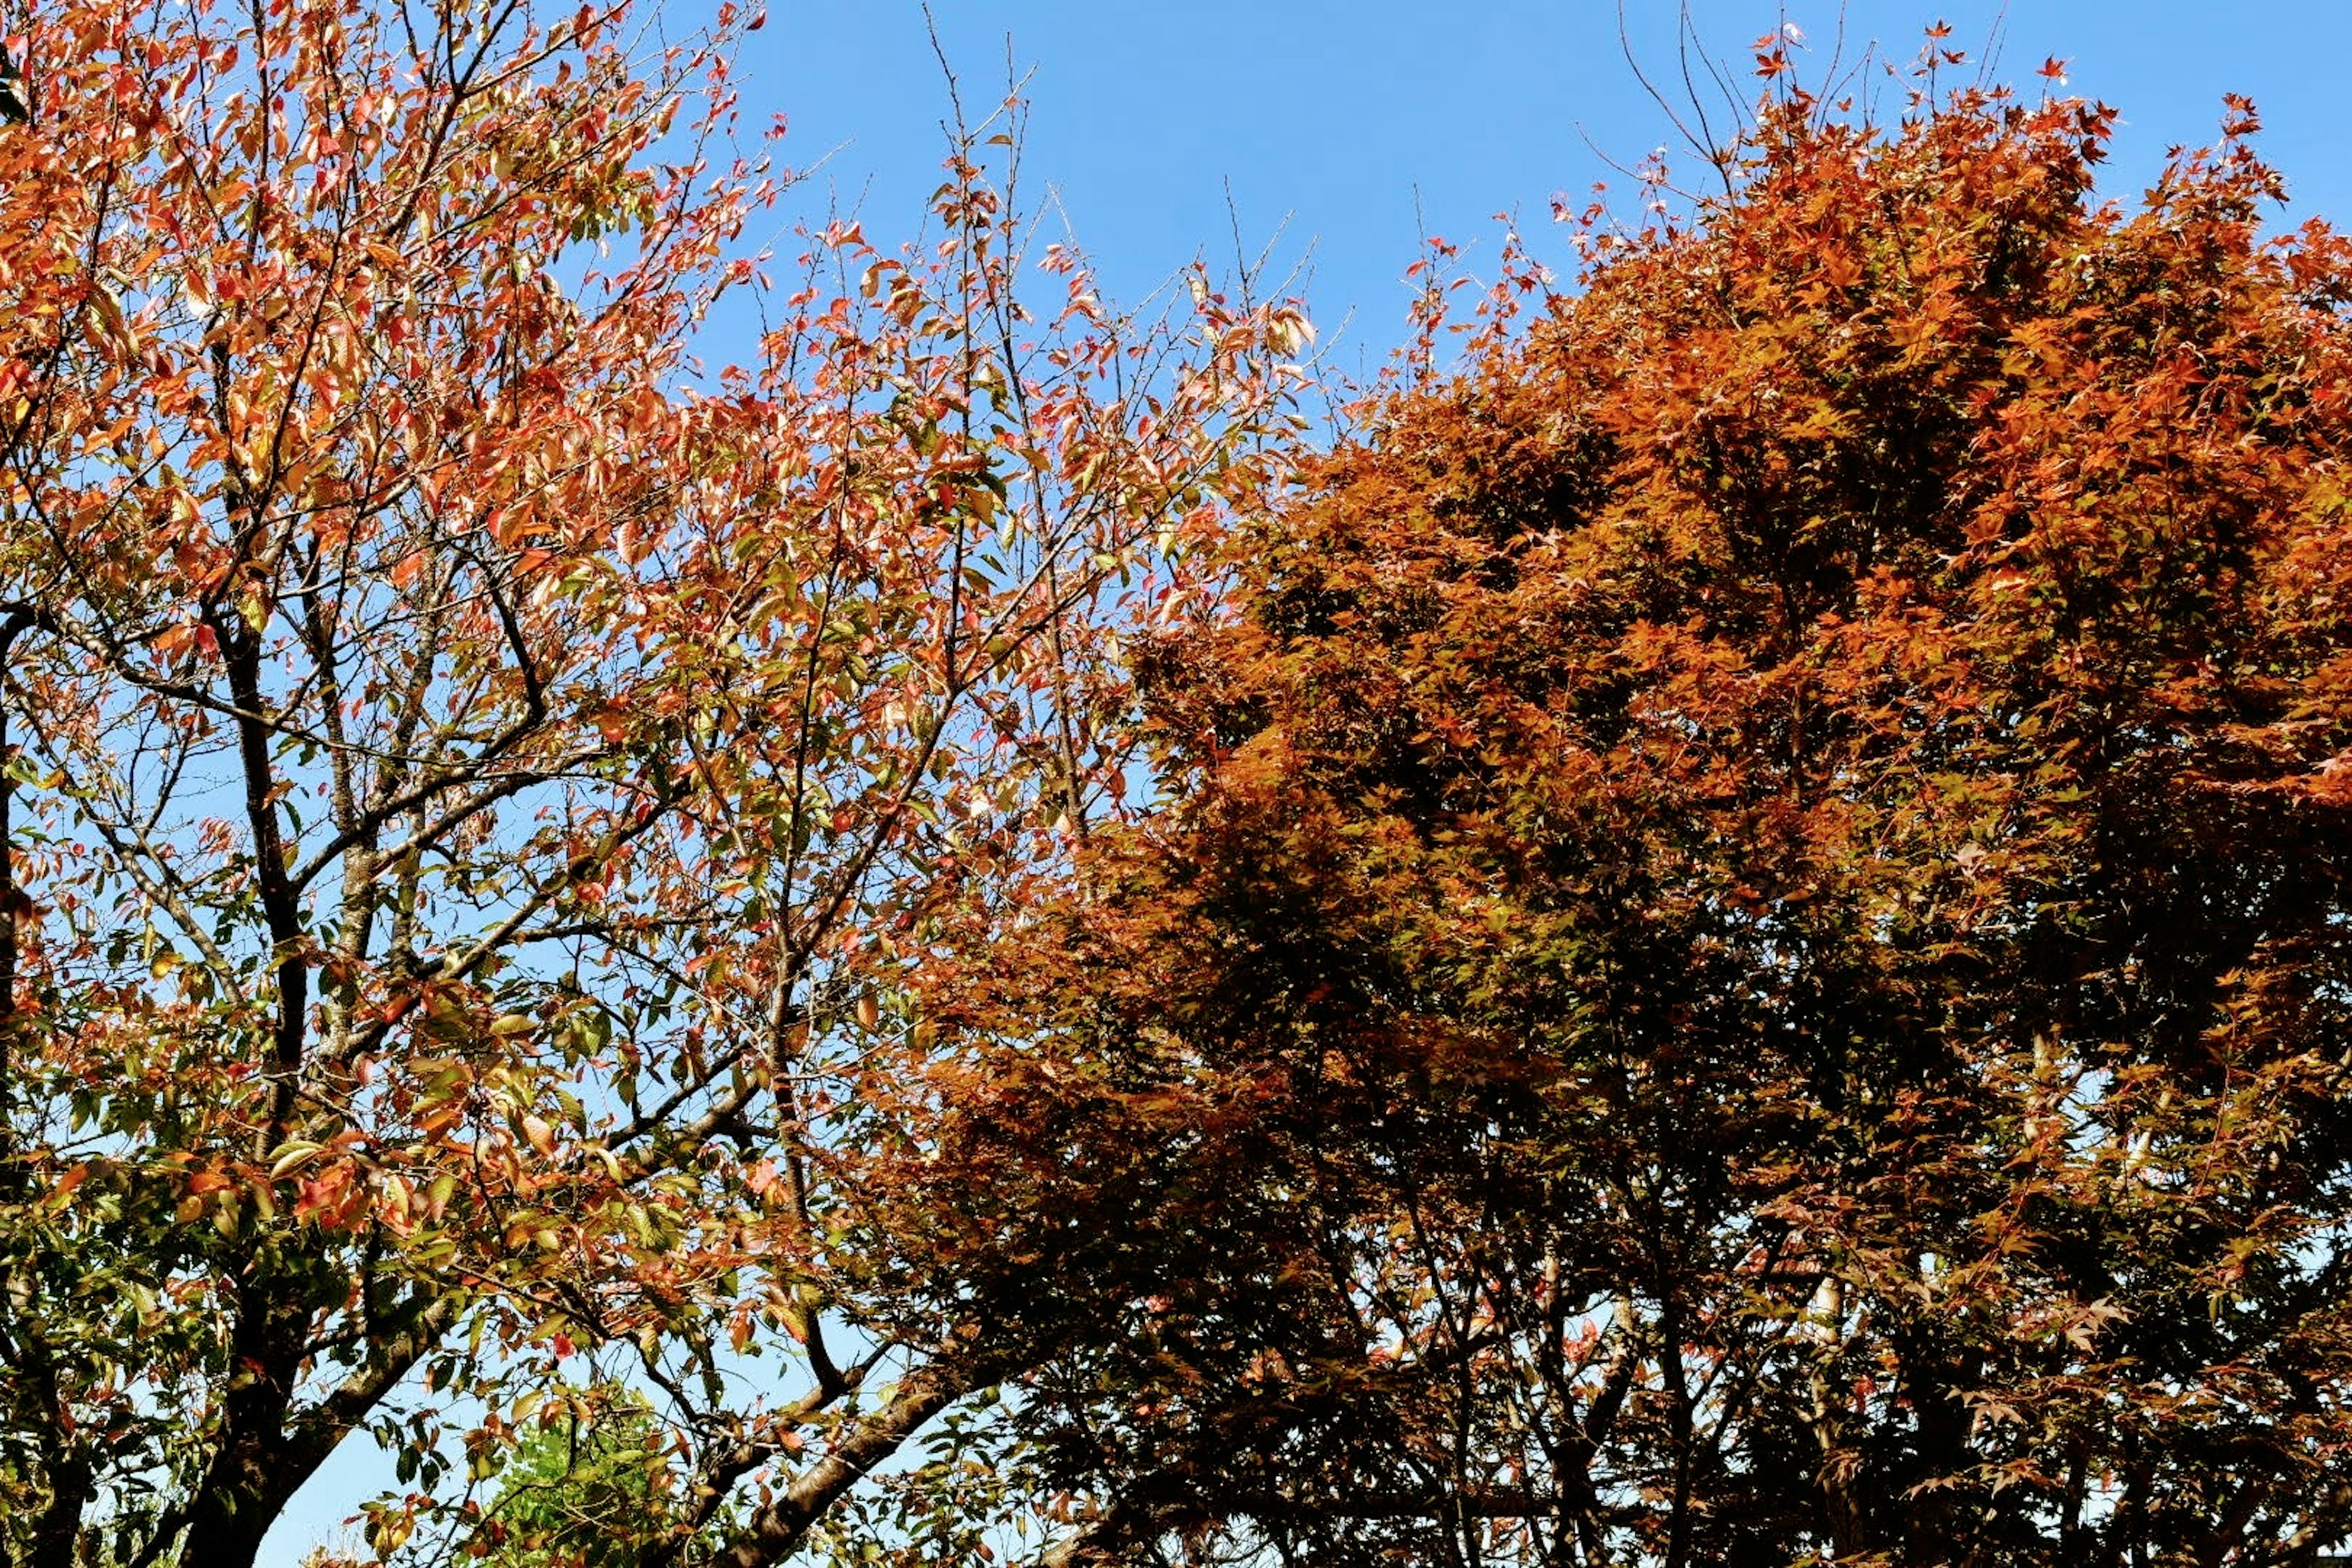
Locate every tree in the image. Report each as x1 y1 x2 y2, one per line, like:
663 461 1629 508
0 1 1306 1563
914 62 2352 1568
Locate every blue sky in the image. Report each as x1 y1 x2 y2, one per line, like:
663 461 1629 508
260 1 2352 1560
737 1 2352 374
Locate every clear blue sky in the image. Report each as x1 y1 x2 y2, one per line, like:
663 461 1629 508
262 1 2351 1561
739 0 2352 371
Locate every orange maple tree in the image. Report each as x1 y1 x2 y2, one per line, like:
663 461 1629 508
911 61 2352 1568
0 1 1306 1563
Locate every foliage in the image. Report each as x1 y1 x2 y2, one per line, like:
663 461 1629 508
471 1393 710 1568
0 1 1305 1564
918 61 2352 1568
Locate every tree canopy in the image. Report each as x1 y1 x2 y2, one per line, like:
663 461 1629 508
915 75 2352 1567
9 5 2352 1566
0 0 1301 1562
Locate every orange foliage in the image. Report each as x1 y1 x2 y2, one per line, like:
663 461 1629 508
0 1 1303 1562
923 80 2352 1567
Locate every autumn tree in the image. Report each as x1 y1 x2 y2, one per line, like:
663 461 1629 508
913 59 2352 1568
0 1 1306 1563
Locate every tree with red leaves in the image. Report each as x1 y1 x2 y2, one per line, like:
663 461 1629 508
919 72 2352 1567
0 2 1303 1563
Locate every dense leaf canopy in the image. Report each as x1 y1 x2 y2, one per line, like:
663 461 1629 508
10 6 2352 1564
918 83 2352 1567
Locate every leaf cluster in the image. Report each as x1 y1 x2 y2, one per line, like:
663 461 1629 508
921 78 2352 1568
